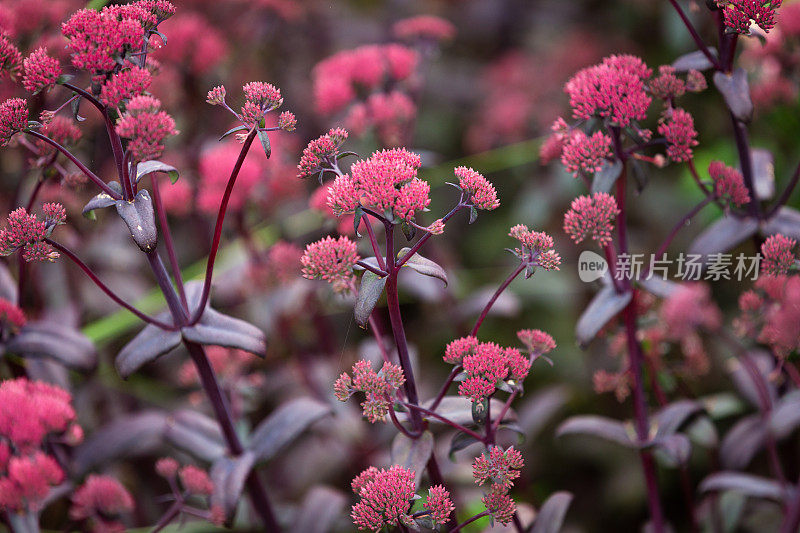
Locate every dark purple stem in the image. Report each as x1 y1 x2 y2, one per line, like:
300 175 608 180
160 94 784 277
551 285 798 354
429 366 461 412
362 214 387 271
189 129 257 325
666 0 723 70
396 202 465 268
150 175 188 309
401 402 484 442
356 260 388 277
470 263 525 337
450 511 491 532
46 239 175 329
731 117 761 219
24 131 119 198
766 159 800 219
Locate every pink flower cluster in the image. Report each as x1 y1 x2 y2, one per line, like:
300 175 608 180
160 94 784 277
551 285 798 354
473 446 524 525
62 6 146 75
649 65 706 101
564 54 652 127
328 148 430 222
661 283 722 340
508 224 561 271
240 81 284 127
517 328 557 356
473 446 524 489
0 379 82 514
0 33 21 78
116 95 178 162
350 465 453 530
737 274 800 357
300 235 360 293
455 166 500 210
444 337 532 403
0 205 65 262
21 47 61 93
721 0 782 33
708 161 751 207
154 11 226 76
334 360 405 423
563 192 620 247
70 475 134 533
35 116 82 159
197 141 266 214
100 66 152 108
561 130 613 177
0 298 25 329
345 90 416 146
0 97 27 146
297 128 349 179
313 44 418 115
658 108 699 163
761 234 797 275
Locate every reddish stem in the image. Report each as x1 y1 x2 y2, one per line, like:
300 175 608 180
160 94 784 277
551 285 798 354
471 263 525 337
189 129 257 325
150 175 188 310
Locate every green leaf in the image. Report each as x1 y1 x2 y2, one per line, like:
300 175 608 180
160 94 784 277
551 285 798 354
71 95 85 122
257 129 271 158
468 205 478 224
353 205 363 237
397 247 448 286
55 74 74 85
401 220 416 241
354 270 387 328
219 124 248 142
135 160 180 184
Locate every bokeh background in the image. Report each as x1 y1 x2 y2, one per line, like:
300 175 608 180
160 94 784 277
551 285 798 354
2 0 800 531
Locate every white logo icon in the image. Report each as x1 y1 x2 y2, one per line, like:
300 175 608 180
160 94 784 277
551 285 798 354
578 250 608 283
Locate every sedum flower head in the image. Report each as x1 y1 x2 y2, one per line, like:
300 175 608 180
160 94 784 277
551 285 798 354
721 0 782 33
761 234 797 275
561 130 613 177
709 161 751 207
297 128 349 179
0 206 64 262
179 465 214 495
472 446 524 489
565 54 652 127
455 166 500 210
658 107 698 163
517 329 556 355
563 192 620 247
99 66 152 108
22 47 61 93
393 15 456 41
0 98 28 146
116 95 178 162
482 484 517 525
0 34 22 79
350 466 416 530
0 298 26 329
0 378 77 451
301 236 360 293
509 224 561 271
0 452 64 513
457 341 533 402
334 360 405 423
69 475 134 521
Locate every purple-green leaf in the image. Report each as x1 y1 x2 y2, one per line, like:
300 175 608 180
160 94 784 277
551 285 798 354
116 321 181 378
210 451 256 523
164 409 226 462
713 68 753 122
672 48 718 71
699 472 788 502
115 189 158 252
763 207 800 241
687 215 758 260
575 286 632 347
531 491 573 533
397 247 448 286
294 486 348 533
654 400 704 439
719 415 766 469
135 160 179 184
556 415 635 448
82 181 122 219
354 270 387 328
6 321 97 371
248 397 332 463
181 307 267 357
391 430 434 487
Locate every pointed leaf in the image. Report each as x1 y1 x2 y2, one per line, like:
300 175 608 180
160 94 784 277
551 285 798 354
294 486 348 533
6 321 96 371
687 215 758 259
398 396 514 426
74 411 168 475
699 472 788 502
713 68 753 122
401 220 416 241
672 48 718 71
397 247 447 286
719 415 766 469
116 321 181 378
181 308 266 357
390 430 434 486
210 451 256 524
353 205 363 237
638 277 680 298
591 159 623 194
449 431 481 460
763 207 800 241
651 434 692 467
575 286 632 347
469 205 478 224
258 129 271 158
769 390 800 440
654 400 704 439
164 410 226 462
751 148 775 200
0 262 16 302
557 415 635 448
115 189 158 252
531 492 573 533
219 124 248 141
354 271 387 328
82 182 122 218
248 397 331 463
136 160 179 184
